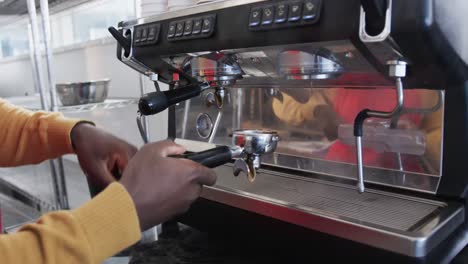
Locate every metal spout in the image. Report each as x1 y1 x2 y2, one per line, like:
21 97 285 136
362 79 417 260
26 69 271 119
353 60 407 194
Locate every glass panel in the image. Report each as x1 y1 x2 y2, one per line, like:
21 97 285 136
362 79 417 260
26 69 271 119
175 87 444 193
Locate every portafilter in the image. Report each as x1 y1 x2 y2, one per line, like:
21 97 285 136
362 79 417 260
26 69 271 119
174 129 279 182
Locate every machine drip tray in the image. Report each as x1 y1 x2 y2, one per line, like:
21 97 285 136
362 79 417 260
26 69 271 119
201 165 464 257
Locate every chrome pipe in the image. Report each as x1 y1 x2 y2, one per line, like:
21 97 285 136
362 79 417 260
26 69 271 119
137 113 149 144
27 25 40 94
40 0 69 210
367 78 404 119
209 110 223 143
181 100 191 139
40 0 59 112
27 0 48 110
354 60 406 194
356 136 365 193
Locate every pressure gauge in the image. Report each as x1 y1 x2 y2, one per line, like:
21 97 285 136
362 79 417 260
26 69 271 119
196 113 214 139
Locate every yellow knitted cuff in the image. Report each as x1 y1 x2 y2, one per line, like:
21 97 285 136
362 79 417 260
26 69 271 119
71 183 141 263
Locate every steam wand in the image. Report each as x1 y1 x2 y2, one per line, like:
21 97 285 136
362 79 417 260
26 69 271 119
353 60 407 193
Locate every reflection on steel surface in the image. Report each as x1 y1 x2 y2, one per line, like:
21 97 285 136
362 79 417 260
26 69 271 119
176 87 444 194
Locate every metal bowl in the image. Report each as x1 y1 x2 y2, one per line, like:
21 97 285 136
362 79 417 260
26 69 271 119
56 79 110 106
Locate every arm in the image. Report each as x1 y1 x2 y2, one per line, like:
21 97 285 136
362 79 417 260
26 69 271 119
0 98 83 167
0 141 218 264
0 183 141 264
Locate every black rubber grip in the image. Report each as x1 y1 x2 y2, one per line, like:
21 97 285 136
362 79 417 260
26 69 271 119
354 109 371 137
173 146 233 168
108 27 131 56
139 84 203 115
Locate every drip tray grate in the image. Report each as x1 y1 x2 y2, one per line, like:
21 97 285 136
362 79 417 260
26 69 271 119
214 165 442 232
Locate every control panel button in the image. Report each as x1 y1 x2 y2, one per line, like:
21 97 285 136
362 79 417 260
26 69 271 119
167 15 215 41
202 17 213 33
168 23 176 38
275 4 288 23
175 22 184 37
288 2 303 22
184 20 193 36
193 19 202 34
147 26 157 41
249 8 262 27
134 28 142 43
303 0 318 20
261 6 274 25
140 27 148 41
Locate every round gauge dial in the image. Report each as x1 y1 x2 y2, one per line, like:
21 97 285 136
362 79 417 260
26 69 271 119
196 113 214 139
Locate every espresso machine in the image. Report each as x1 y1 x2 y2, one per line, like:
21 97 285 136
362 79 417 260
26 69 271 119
109 0 468 262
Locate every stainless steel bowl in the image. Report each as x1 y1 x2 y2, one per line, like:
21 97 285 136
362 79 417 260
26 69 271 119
56 79 110 106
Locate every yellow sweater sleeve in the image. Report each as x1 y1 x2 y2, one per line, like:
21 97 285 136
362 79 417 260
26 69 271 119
0 183 141 264
0 98 81 167
0 99 142 262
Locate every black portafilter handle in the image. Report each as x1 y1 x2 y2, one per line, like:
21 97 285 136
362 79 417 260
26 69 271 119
108 27 131 56
139 84 204 116
171 146 233 168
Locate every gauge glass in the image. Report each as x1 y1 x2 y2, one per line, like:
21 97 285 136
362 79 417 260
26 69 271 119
196 113 213 139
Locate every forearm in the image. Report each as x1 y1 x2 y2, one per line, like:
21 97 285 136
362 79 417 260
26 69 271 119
0 98 82 167
0 183 141 264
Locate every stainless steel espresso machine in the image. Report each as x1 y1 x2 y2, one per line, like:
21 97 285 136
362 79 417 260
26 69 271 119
109 0 468 262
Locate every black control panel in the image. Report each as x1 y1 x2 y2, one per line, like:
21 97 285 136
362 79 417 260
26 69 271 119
133 22 161 47
249 0 321 31
167 14 216 41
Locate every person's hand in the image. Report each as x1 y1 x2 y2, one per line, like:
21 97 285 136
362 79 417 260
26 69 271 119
119 140 217 231
71 123 137 190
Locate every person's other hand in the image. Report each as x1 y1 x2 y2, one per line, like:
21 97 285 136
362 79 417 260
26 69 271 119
71 123 137 190
119 140 217 231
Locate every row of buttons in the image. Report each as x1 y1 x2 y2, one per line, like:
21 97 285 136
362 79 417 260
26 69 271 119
134 23 160 46
249 0 321 30
168 15 216 41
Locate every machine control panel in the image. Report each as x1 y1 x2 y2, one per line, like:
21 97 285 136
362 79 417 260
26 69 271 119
133 23 161 46
168 14 216 41
249 0 321 31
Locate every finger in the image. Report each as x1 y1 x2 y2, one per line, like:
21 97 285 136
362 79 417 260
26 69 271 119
126 143 138 158
193 165 217 186
84 159 116 188
154 140 186 157
112 152 131 172
107 157 124 180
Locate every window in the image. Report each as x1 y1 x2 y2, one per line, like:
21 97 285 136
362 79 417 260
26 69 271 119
52 0 135 46
0 0 135 59
0 22 29 58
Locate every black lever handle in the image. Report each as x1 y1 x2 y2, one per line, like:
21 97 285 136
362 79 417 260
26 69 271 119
360 0 388 36
139 84 205 116
108 27 131 56
171 146 233 168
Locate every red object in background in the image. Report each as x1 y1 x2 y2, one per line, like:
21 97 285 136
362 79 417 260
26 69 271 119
326 89 424 170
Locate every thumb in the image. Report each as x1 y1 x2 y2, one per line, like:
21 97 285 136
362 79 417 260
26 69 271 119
154 140 186 157
87 161 116 188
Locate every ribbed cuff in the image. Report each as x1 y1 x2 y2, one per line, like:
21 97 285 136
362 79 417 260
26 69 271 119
71 183 141 263
47 117 94 154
